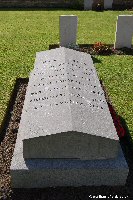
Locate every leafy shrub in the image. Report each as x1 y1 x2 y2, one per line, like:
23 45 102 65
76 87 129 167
71 0 84 10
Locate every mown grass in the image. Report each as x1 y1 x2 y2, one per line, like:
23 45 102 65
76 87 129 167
0 9 133 138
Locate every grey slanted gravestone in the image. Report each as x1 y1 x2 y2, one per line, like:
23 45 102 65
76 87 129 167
10 47 129 188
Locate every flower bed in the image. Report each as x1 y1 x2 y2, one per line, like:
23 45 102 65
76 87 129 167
49 43 133 56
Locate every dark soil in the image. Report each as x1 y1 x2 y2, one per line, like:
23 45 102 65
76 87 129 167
112 4 133 11
0 45 133 199
49 44 133 56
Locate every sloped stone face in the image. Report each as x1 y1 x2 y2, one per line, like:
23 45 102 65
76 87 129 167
17 47 119 160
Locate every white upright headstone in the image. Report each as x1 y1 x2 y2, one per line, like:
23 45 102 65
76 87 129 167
84 0 93 10
114 15 133 49
60 15 78 47
104 0 113 9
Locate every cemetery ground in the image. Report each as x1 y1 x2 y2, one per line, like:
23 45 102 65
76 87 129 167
0 9 133 199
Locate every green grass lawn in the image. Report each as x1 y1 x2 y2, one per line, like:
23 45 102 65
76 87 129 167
0 9 133 138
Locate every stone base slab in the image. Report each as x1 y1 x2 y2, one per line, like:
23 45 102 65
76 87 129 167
11 140 129 188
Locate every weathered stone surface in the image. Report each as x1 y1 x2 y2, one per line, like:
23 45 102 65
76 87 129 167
114 15 133 49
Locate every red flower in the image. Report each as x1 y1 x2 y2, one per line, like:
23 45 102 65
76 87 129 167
108 103 126 138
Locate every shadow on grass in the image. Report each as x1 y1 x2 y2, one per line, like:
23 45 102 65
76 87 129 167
91 56 101 64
